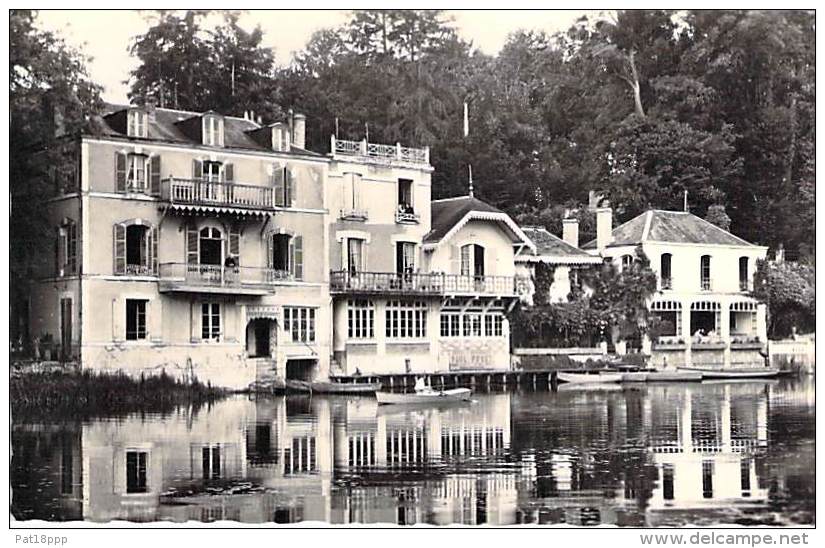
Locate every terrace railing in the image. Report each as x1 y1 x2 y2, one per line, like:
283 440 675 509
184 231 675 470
330 270 521 297
161 178 275 211
331 136 430 167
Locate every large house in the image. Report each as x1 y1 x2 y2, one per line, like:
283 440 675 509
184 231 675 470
582 205 769 369
27 104 531 388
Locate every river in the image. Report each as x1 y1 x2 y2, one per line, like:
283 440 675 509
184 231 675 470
11 376 815 526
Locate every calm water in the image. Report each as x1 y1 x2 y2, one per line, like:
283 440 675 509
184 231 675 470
11 376 815 526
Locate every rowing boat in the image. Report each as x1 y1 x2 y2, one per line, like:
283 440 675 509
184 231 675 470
376 388 473 405
557 371 622 384
285 380 382 394
678 367 780 380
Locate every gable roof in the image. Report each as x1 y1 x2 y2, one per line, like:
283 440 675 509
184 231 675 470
582 209 761 249
95 103 322 157
424 195 534 252
517 226 602 264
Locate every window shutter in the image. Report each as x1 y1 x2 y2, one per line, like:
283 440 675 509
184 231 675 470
266 233 274 269
291 236 303 280
149 226 159 274
450 244 460 275
229 226 240 264
272 166 285 207
115 152 127 192
148 299 162 342
285 167 294 207
192 159 203 180
55 228 61 277
223 163 234 183
113 223 126 274
186 225 199 265
289 166 298 206
149 155 161 196
68 223 78 274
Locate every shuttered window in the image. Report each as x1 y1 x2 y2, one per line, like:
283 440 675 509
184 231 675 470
113 222 157 275
57 219 78 276
290 235 303 280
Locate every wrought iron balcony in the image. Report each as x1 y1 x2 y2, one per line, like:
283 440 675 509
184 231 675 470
660 277 673 290
395 207 420 224
160 178 276 212
700 278 713 291
159 263 291 295
330 270 521 297
739 280 750 292
339 208 369 222
331 136 430 167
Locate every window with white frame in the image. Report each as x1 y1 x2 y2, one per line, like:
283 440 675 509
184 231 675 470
201 303 221 340
57 219 78 276
127 109 148 138
202 445 221 480
441 312 503 338
126 450 148 493
347 238 365 274
126 153 149 190
347 300 374 339
203 115 225 147
396 241 416 274
125 299 148 341
284 307 316 343
386 301 427 339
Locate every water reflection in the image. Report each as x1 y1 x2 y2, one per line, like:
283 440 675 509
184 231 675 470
11 377 815 526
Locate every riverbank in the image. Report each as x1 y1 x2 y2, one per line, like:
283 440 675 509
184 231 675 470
10 369 227 421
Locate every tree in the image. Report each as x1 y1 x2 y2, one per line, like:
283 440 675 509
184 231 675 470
752 259 815 338
10 9 102 340
704 205 732 231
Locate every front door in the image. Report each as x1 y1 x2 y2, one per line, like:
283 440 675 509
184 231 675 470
60 297 72 361
254 320 271 357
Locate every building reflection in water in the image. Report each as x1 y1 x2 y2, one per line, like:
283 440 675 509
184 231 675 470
11 379 812 526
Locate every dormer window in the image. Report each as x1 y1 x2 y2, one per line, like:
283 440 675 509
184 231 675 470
202 115 225 147
127 109 148 138
272 125 290 152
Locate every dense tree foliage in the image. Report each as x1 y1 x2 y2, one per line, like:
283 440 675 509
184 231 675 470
10 10 103 287
752 259 815 337
121 9 814 257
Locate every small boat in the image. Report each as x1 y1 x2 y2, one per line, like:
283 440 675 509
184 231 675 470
679 367 780 380
376 387 473 405
557 371 622 384
646 370 703 382
285 380 382 394
620 371 650 382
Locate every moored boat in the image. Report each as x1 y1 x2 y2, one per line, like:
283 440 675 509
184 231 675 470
646 370 703 382
557 371 622 384
376 387 473 405
285 380 382 394
678 367 780 380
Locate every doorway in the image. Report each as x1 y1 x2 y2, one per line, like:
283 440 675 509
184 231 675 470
60 297 72 361
246 318 276 358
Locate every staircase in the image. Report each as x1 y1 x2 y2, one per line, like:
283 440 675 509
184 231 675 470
249 357 284 392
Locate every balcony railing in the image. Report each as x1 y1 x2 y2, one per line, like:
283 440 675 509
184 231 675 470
660 277 673 290
330 270 521 297
331 136 430 167
396 208 420 224
161 178 276 211
339 208 369 221
159 263 291 293
700 278 713 291
739 280 750 292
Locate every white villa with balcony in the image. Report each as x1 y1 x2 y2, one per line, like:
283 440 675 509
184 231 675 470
582 207 769 369
27 102 534 388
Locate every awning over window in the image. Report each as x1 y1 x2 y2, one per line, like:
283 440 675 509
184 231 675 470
730 301 758 312
691 301 721 311
247 305 281 322
651 300 682 311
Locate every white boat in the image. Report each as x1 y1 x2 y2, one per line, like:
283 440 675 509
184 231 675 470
678 367 780 379
556 371 622 384
376 387 473 405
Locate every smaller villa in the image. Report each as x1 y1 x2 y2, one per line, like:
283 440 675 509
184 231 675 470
582 207 768 370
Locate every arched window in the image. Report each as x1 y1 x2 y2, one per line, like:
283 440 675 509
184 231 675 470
460 244 485 277
660 253 673 289
114 220 156 275
621 254 634 271
700 255 712 290
739 257 749 291
199 227 223 265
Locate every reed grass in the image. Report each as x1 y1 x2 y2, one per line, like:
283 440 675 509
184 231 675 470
10 369 227 421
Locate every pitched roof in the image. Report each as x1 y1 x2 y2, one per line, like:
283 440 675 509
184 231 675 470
424 195 507 244
581 209 760 249
517 226 601 264
94 103 322 156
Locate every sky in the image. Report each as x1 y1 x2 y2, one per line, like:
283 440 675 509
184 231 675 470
36 9 594 103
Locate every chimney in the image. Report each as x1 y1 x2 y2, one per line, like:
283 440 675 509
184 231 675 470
292 113 306 150
562 217 579 248
596 206 613 252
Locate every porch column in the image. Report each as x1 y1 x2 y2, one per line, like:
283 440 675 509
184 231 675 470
756 304 768 344
720 385 732 451
720 298 731 368
681 300 692 367
679 388 693 452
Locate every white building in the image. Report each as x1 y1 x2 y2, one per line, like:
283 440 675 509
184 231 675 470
582 207 769 369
